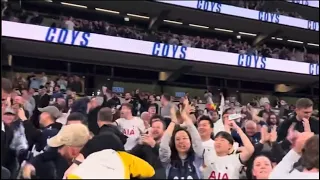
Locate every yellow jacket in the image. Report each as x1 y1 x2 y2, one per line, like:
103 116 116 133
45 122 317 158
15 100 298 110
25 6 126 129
67 149 155 179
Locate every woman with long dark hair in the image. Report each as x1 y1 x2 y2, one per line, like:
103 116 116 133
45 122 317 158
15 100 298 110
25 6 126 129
266 112 280 128
159 100 204 179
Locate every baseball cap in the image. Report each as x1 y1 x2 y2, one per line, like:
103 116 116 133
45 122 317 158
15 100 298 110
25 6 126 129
38 106 62 118
47 124 90 148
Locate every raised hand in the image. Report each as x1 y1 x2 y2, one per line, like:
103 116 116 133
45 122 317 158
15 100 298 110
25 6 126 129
180 99 194 125
22 163 36 179
259 125 269 144
170 106 178 124
269 125 277 143
223 114 232 133
302 118 311 132
293 132 314 154
230 120 241 132
286 123 299 145
18 108 27 121
141 134 156 148
181 99 190 118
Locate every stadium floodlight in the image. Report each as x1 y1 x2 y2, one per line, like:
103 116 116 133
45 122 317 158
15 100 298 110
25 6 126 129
307 43 319 47
163 20 183 25
95 8 119 14
189 24 209 29
287 39 304 44
239 32 257 36
60 2 87 8
127 13 149 19
214 28 233 33
124 17 130 22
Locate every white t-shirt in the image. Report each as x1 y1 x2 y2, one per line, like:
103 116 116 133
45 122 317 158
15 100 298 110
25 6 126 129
115 117 145 150
41 76 47 86
202 149 243 179
202 139 215 149
65 20 75 30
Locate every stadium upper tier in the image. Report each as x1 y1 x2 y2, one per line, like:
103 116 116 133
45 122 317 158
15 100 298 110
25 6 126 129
2 3 319 64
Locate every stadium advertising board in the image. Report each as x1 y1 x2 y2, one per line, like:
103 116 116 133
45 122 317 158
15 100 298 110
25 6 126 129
155 0 319 31
286 0 319 8
2 21 318 76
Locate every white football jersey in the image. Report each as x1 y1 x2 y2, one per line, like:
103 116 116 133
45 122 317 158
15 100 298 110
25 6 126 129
201 148 243 179
115 117 145 150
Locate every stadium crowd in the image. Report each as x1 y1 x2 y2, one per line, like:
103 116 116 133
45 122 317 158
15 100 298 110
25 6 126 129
12 72 84 94
224 0 305 19
2 2 319 64
1 75 319 179
1 1 319 179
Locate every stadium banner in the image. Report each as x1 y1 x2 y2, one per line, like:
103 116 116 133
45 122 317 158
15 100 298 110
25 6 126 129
2 21 318 76
155 0 319 31
286 0 319 8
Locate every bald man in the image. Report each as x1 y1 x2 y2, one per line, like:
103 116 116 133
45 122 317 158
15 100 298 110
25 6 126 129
244 120 261 144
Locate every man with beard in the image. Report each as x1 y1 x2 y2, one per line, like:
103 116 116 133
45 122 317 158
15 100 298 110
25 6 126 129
21 124 90 179
130 115 166 179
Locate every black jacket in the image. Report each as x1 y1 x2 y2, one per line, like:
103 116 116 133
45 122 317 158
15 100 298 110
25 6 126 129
99 124 127 145
87 107 100 135
277 114 319 142
82 95 108 135
1 124 21 179
128 99 139 116
29 148 69 179
104 97 121 108
37 94 50 108
23 120 62 151
130 144 166 179
80 132 125 158
1 124 14 168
